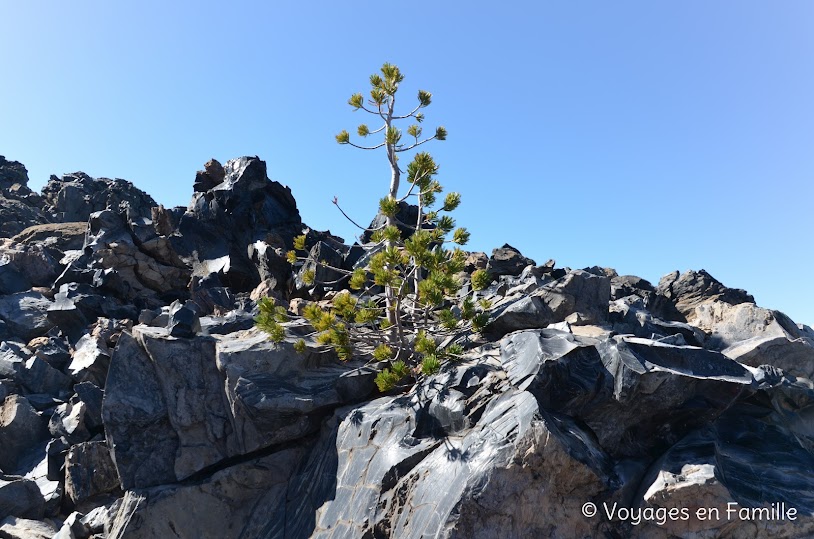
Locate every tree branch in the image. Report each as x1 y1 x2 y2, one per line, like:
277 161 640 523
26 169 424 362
347 141 386 150
394 135 437 153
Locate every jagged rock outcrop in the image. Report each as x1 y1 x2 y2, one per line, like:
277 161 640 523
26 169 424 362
40 172 156 223
655 269 754 322
170 157 304 294
0 157 49 238
2 154 814 539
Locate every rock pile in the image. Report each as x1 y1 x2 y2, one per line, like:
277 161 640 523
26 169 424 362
1 155 813 538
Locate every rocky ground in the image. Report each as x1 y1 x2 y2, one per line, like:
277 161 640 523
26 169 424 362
1 154 813 538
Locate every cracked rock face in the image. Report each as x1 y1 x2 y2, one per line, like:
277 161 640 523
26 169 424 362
102 326 376 490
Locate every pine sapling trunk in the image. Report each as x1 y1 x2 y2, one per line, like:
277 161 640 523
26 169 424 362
384 98 400 345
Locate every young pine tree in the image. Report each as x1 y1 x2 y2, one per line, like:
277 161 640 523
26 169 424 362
257 63 491 392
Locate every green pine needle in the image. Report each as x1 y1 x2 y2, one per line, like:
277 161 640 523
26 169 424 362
373 343 393 361
349 268 366 290
348 93 363 109
417 89 432 107
442 192 461 212
452 227 470 245
472 312 490 333
471 269 491 291
302 269 316 285
379 196 399 217
421 354 441 375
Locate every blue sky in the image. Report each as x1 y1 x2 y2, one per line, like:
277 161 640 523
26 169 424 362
1 2 812 325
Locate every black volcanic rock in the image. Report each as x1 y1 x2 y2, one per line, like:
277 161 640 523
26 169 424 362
0 156 30 191
40 171 157 223
654 269 754 322
0 157 50 237
487 243 536 277
171 157 303 293
3 154 814 539
0 197 49 238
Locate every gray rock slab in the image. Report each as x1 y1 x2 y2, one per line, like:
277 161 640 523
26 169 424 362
102 332 180 490
103 325 374 490
0 293 54 342
107 447 305 539
0 396 48 474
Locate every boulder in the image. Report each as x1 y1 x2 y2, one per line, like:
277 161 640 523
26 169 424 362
0 344 72 398
80 500 121 537
26 337 71 372
73 382 104 432
0 198 49 239
84 210 189 301
166 300 201 338
693 302 814 380
21 356 72 397
609 300 705 346
0 243 60 295
360 201 423 243
294 240 345 296
654 269 754 322
610 274 656 302
0 293 54 342
193 158 226 192
216 330 375 455
64 442 120 505
632 410 814 538
101 332 182 490
486 243 536 277
248 240 291 293
0 156 32 191
0 396 48 474
0 476 44 521
48 402 91 445
503 330 753 458
53 512 91 539
45 438 70 483
486 269 610 338
20 451 61 519
47 284 134 336
464 251 488 272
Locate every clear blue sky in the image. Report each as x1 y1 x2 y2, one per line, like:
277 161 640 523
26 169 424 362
1 2 812 325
